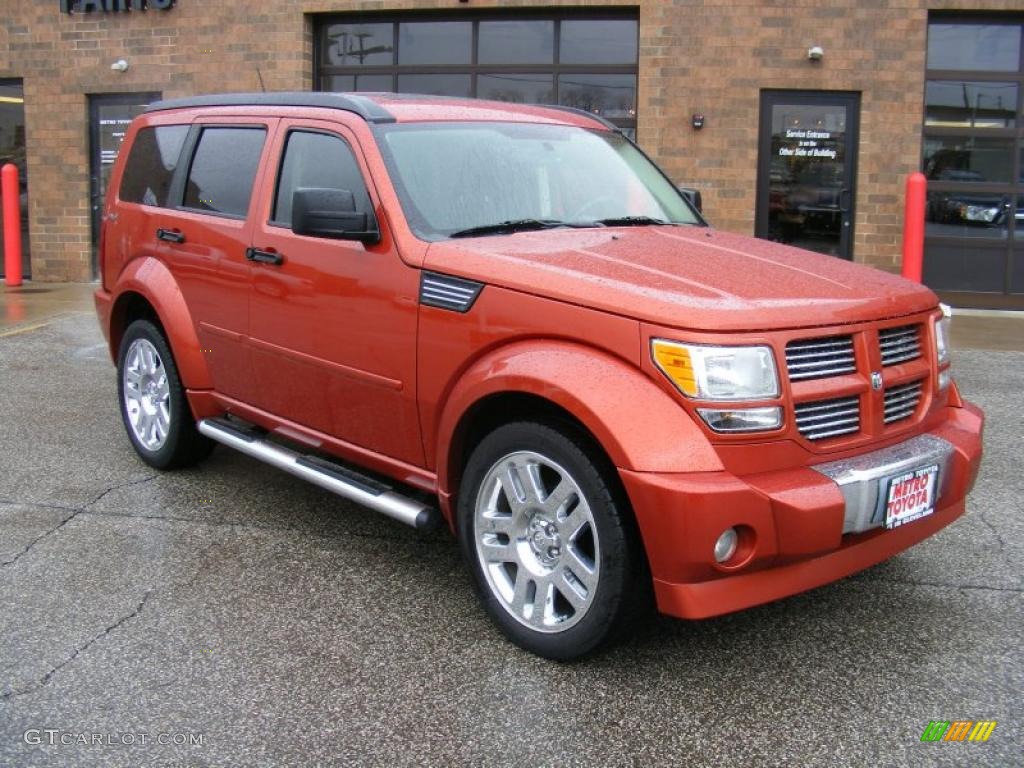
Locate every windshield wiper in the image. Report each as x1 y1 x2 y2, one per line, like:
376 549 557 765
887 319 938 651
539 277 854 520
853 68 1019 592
593 216 671 227
449 219 580 238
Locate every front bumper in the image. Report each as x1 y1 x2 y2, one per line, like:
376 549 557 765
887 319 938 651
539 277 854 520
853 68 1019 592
620 402 984 620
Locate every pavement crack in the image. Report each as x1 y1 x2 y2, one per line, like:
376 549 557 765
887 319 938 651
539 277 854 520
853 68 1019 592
84 474 158 509
0 475 156 569
0 590 153 703
976 509 1008 553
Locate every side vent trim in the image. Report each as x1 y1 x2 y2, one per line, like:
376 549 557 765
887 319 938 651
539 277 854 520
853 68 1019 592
420 271 484 313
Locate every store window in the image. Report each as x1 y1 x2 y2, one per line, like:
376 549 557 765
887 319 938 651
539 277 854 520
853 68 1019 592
317 12 639 137
0 79 29 279
922 16 1024 307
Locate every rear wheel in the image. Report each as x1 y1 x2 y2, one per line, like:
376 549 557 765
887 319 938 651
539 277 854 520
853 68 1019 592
458 421 642 660
117 319 213 469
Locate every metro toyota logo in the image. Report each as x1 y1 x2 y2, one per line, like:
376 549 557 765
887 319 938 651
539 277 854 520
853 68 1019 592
871 371 883 391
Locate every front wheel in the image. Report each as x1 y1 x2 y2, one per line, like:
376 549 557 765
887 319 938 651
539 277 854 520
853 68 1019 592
117 319 213 469
458 421 643 660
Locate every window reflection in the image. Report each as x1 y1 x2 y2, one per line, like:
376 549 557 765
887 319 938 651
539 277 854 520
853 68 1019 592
324 74 394 92
560 20 638 65
926 191 1011 238
324 23 393 66
927 23 1021 71
318 16 639 134
398 22 472 65
558 74 636 119
923 136 1014 183
479 20 554 65
925 81 1017 128
397 74 472 98
477 74 554 104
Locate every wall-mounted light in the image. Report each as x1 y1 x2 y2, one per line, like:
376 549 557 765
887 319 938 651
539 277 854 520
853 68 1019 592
111 59 129 72
692 113 705 130
807 46 824 62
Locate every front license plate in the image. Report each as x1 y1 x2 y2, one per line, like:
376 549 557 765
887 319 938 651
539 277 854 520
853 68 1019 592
884 464 939 529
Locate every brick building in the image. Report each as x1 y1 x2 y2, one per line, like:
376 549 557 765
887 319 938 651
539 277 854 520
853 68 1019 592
1 2 1022 308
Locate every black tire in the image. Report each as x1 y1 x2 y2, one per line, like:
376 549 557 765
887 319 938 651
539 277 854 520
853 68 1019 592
457 421 645 661
116 319 214 470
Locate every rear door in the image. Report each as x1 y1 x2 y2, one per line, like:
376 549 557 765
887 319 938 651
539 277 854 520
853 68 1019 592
163 117 277 402
246 118 423 465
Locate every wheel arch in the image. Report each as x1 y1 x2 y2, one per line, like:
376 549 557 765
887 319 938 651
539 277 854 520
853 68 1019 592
108 256 212 390
435 341 722 525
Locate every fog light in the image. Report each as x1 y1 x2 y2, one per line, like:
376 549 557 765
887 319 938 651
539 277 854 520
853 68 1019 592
697 406 782 433
714 528 738 563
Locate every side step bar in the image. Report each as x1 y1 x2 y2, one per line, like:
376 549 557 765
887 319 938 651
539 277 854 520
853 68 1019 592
197 418 440 531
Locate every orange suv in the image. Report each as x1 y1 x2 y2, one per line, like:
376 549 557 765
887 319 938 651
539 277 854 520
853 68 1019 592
95 93 984 660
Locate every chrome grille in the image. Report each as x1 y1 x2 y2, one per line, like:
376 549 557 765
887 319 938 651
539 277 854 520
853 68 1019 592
879 325 922 366
785 336 856 381
794 395 861 440
884 380 923 424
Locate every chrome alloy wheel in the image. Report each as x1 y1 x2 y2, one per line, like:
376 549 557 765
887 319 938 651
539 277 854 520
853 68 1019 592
122 338 171 451
474 451 600 633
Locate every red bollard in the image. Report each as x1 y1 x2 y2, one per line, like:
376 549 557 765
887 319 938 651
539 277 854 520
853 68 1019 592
2 163 24 287
901 172 926 283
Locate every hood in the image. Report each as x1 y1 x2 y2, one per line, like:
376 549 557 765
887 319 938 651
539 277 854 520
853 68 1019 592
424 226 938 332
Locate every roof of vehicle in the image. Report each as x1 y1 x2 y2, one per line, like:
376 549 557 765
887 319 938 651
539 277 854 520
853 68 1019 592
144 91 617 131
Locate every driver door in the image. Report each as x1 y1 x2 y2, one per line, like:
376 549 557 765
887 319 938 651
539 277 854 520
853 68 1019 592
246 118 423 466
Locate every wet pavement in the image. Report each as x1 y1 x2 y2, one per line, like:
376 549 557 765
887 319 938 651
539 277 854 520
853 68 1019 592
0 285 1021 767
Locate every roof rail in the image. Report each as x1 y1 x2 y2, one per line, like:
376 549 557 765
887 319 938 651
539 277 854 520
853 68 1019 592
145 92 396 124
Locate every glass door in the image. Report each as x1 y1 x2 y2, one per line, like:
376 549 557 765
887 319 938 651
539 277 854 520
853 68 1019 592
89 92 160 276
0 79 29 279
756 91 861 259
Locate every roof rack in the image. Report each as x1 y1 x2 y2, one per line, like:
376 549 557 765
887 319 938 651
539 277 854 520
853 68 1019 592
145 92 396 124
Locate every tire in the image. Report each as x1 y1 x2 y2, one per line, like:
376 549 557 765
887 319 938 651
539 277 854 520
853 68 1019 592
458 421 644 661
117 319 214 470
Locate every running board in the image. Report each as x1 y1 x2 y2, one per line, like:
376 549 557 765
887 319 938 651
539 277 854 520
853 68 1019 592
197 418 439 531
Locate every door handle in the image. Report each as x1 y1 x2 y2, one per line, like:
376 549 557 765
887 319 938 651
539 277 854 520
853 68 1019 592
156 227 185 244
245 247 284 266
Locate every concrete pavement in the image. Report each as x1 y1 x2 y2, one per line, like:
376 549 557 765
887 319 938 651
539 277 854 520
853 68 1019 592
0 284 1020 767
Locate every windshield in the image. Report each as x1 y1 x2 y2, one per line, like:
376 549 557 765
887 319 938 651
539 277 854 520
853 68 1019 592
375 122 701 240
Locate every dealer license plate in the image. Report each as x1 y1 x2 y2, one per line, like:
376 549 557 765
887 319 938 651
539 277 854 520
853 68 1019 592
883 464 939 530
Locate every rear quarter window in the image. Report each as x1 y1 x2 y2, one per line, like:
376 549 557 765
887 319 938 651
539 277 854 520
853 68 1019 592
119 125 189 207
183 127 267 218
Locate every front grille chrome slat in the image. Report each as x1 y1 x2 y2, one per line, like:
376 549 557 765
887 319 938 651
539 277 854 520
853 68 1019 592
785 324 928 441
883 380 923 424
879 325 922 366
785 336 856 381
794 395 861 440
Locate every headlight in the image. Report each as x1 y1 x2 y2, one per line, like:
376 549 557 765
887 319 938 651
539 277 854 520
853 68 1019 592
935 304 951 368
651 340 779 400
963 205 998 223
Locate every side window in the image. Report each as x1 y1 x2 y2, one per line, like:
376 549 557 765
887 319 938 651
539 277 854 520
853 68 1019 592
119 125 189 207
273 131 373 227
183 127 266 218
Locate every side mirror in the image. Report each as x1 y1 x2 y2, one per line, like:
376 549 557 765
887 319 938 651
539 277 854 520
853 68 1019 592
292 188 380 244
678 186 703 214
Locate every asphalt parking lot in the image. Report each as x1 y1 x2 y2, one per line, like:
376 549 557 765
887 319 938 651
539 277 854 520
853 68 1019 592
1 295 1021 767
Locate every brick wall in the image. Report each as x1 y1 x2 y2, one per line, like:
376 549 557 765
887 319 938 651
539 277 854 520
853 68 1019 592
0 0 1019 280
